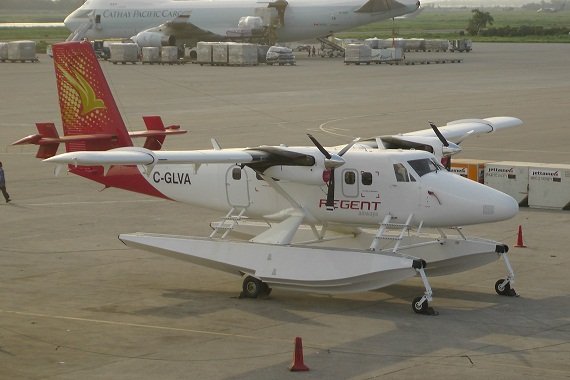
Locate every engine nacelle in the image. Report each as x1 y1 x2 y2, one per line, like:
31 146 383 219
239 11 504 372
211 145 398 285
132 31 175 48
263 166 326 186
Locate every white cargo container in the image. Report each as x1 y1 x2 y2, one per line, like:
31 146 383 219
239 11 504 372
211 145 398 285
484 161 530 206
379 38 406 49
371 47 403 62
405 38 425 52
141 47 160 64
238 16 263 29
109 43 139 64
7 40 37 62
161 46 179 63
425 39 448 52
344 44 372 64
228 43 258 65
197 41 213 65
212 42 229 64
528 163 570 210
0 42 8 61
364 37 381 49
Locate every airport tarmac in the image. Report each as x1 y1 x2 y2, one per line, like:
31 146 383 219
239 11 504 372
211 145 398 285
1 43 569 379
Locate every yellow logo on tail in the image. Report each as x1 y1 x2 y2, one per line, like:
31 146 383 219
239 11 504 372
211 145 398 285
57 64 105 116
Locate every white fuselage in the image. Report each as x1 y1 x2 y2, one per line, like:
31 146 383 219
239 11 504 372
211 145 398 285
64 0 419 42
136 148 518 228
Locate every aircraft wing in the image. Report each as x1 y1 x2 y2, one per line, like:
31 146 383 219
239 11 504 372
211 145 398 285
402 117 523 143
355 0 411 13
43 146 315 169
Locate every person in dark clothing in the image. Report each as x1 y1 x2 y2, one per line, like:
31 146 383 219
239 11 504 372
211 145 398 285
0 161 11 203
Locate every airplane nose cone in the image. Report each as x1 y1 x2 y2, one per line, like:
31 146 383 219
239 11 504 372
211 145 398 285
491 191 519 221
420 172 519 226
64 14 79 31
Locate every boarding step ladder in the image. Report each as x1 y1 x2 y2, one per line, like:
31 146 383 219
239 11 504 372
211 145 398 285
317 36 345 57
209 207 247 239
370 214 414 253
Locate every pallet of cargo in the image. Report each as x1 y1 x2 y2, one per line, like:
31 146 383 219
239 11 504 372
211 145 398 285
2 58 39 63
109 43 139 65
160 60 185 65
389 58 463 65
1 41 38 63
344 61 373 65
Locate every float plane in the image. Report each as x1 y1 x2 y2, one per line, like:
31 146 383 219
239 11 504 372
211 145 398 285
64 0 422 47
14 41 524 314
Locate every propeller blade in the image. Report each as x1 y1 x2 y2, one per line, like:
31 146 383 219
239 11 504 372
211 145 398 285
337 137 361 156
307 134 331 159
326 168 335 210
428 121 449 147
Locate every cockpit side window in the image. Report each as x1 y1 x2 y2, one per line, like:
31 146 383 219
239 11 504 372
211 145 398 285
393 163 410 182
407 158 443 177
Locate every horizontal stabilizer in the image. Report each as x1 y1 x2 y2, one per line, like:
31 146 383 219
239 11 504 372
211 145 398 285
12 116 187 158
135 116 187 150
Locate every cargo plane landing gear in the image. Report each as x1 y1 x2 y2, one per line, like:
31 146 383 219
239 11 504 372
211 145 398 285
495 245 518 297
412 259 438 315
240 275 272 299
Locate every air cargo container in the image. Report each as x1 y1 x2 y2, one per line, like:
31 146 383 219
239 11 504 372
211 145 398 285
450 159 492 183
528 163 570 210
484 162 530 206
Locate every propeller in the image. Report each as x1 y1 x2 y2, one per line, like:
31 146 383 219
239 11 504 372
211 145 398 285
307 134 359 211
428 121 462 170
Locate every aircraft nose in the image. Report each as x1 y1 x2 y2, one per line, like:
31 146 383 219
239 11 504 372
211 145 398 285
64 13 79 31
490 190 519 221
421 172 519 226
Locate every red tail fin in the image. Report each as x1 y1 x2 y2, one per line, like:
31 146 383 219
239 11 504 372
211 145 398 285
35 123 60 158
52 41 133 152
142 116 167 150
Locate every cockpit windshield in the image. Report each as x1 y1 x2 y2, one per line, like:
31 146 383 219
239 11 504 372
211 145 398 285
407 158 444 177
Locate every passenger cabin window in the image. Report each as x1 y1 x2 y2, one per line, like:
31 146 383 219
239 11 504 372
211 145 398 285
407 158 443 177
95 14 101 24
361 171 372 185
344 171 356 185
232 167 242 180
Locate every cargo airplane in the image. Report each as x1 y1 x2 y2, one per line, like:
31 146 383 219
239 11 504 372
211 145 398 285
64 0 421 47
14 41 523 314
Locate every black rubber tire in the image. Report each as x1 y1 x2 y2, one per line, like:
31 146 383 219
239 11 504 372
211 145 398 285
242 276 263 298
495 279 511 296
412 296 428 314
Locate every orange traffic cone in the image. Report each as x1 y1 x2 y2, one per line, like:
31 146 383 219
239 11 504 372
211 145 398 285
515 225 527 248
289 337 309 372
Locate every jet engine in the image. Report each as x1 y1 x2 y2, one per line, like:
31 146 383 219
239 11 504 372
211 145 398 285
132 31 176 47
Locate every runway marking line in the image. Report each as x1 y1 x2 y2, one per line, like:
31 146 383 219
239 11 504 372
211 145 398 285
0 309 289 343
21 199 162 207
